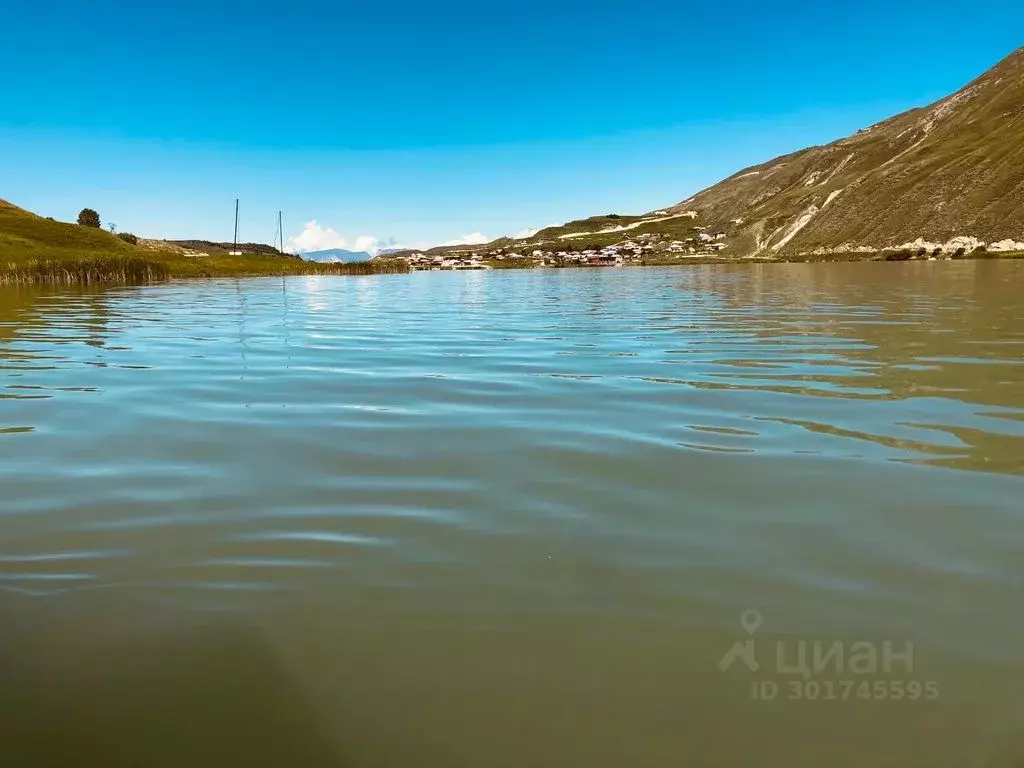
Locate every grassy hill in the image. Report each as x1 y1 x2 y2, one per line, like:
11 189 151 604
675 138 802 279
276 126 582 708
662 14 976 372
0 200 407 283
168 239 297 257
385 46 1024 263
0 199 144 262
661 45 1024 258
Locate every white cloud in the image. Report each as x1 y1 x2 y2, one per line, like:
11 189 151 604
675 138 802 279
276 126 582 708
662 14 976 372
288 224 499 256
287 222 384 255
511 228 539 240
439 232 490 247
288 220 347 253
353 235 379 253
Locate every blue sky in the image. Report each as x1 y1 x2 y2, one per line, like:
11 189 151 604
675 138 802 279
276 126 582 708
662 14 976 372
1 0 1021 251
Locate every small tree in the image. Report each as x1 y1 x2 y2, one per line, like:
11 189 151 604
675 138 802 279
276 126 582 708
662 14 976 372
77 208 101 228
116 232 138 245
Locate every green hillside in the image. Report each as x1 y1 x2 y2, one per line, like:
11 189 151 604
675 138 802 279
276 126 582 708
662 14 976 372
661 45 1024 258
0 200 407 283
0 199 143 262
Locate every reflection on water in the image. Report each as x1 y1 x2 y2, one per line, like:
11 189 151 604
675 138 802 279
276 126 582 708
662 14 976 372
1 262 1024 767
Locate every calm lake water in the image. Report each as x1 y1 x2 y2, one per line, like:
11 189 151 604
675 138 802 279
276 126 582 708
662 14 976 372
2 262 1023 767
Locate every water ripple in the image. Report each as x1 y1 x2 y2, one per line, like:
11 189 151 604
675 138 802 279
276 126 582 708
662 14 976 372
0 263 1022 646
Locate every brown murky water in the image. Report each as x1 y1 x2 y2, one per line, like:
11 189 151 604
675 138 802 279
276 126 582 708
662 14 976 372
1 262 1023 767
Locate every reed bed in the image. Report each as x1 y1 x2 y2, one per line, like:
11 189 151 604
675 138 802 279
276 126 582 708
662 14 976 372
1 256 172 285
311 261 410 275
0 254 411 285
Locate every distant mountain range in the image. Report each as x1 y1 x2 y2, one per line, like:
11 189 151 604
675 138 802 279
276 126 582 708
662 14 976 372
387 46 1024 260
299 248 373 263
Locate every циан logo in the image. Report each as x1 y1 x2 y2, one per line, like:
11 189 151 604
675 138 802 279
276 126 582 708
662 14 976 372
718 609 763 672
717 609 939 702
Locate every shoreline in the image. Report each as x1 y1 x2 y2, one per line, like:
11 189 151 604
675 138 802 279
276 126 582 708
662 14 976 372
2 249 1021 286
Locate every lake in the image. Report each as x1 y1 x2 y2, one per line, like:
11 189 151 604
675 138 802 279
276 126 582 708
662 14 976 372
1 262 1023 767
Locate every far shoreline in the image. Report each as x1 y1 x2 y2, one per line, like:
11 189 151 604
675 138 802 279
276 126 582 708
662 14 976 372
3 249 1021 287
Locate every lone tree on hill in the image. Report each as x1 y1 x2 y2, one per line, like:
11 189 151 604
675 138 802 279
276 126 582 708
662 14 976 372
77 208 101 228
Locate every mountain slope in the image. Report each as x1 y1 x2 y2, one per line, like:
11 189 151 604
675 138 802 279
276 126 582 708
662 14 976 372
386 46 1023 262
664 45 1024 256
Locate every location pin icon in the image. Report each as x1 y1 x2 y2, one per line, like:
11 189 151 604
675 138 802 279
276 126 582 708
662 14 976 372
740 609 763 635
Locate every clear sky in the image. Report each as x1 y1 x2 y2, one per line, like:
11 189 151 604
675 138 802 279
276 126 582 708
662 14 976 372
1 0 1021 252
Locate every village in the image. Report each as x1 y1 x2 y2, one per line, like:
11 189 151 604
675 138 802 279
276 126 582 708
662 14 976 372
396 228 731 270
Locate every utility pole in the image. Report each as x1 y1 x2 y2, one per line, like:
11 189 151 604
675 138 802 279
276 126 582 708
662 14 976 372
278 210 284 253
